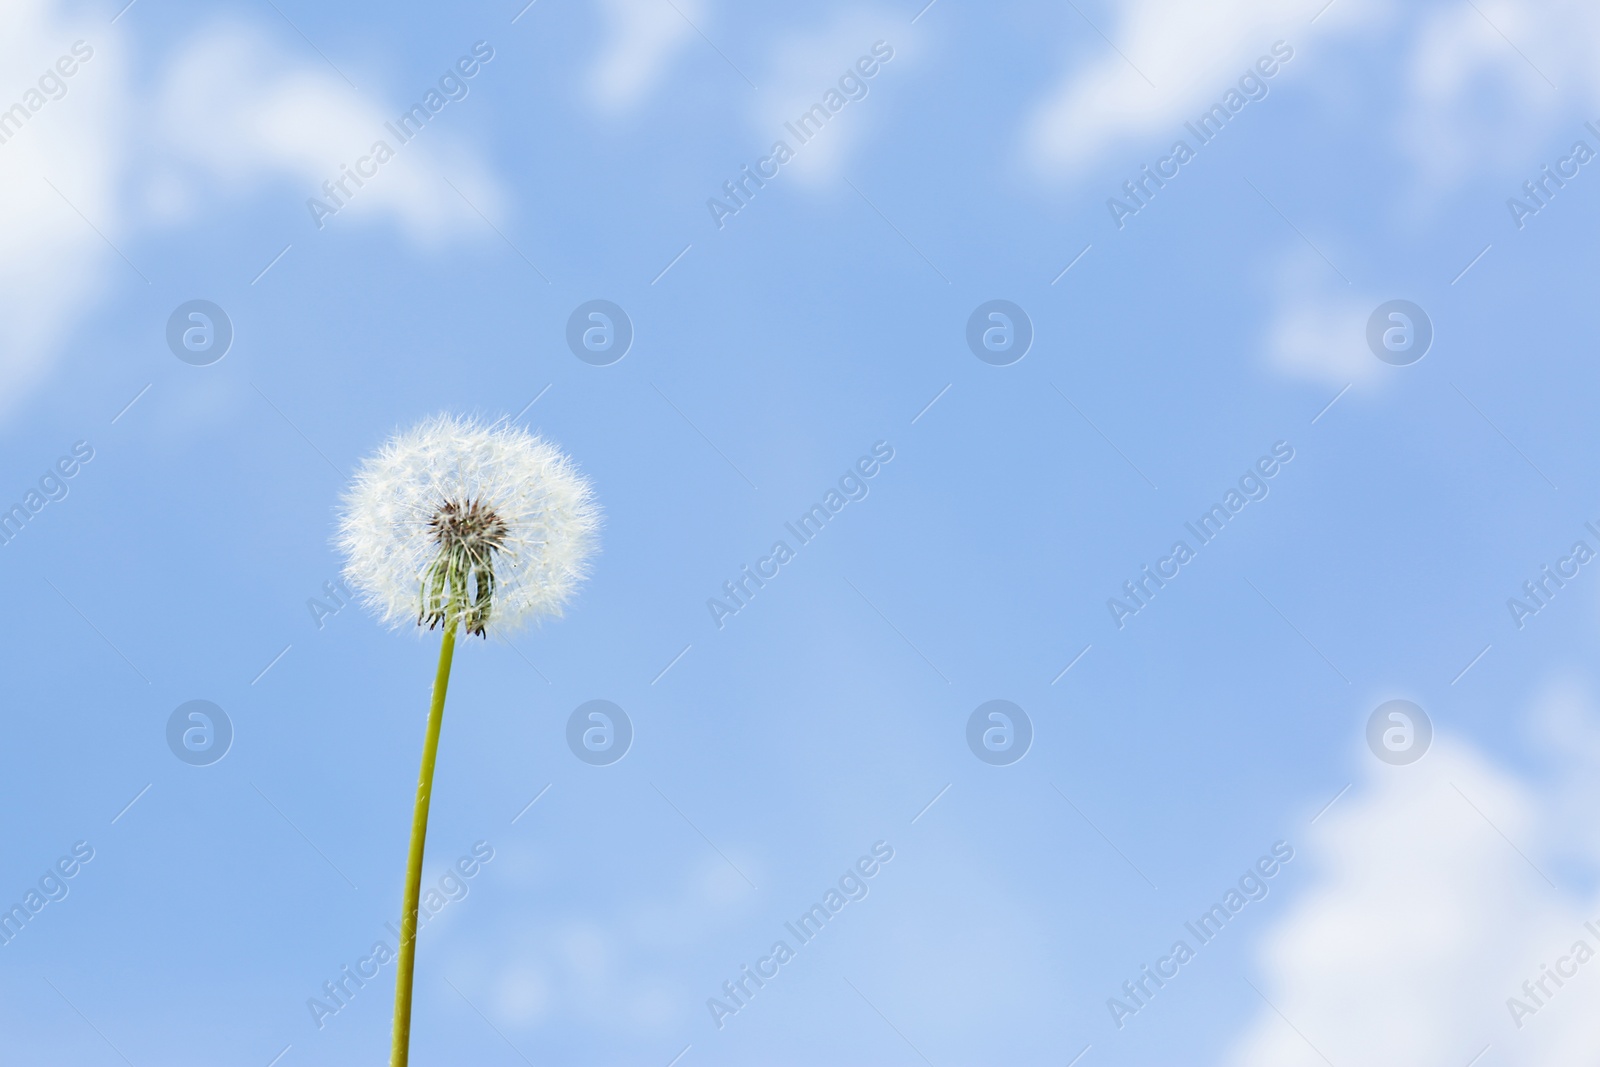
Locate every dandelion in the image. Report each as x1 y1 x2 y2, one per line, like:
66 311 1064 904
337 413 598 1067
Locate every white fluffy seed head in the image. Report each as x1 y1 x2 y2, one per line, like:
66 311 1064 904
336 414 600 637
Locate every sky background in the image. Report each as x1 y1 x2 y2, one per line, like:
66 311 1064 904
4 0 1600 1064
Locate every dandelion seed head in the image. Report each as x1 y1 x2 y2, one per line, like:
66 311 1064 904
337 414 600 637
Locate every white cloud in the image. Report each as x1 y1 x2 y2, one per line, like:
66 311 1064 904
1398 0 1600 192
1024 0 1600 194
0 3 125 419
455 849 756 1035
748 11 907 187
150 24 507 242
1024 0 1376 177
0 5 509 422
1261 249 1381 389
1226 685 1600 1066
587 0 701 114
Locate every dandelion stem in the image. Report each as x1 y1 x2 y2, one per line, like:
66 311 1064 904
390 621 458 1067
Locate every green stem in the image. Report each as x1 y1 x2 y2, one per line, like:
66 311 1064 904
390 622 458 1067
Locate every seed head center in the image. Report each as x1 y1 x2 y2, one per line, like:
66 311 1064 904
430 498 509 556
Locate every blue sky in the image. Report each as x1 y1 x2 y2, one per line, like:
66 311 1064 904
5 0 1600 1064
